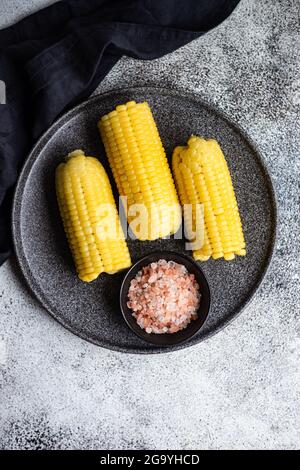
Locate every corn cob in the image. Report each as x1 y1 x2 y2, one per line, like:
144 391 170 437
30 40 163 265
98 101 181 241
172 136 246 261
55 150 131 282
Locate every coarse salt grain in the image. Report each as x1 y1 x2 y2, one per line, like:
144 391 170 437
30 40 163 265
127 259 201 334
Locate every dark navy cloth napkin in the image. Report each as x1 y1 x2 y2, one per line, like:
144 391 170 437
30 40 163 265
0 0 240 265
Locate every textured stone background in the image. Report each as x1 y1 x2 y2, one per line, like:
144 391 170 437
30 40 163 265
0 0 299 450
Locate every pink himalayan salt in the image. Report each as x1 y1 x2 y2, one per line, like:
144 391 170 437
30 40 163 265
127 259 201 334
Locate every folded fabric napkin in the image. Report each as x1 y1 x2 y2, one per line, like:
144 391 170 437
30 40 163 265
0 0 240 265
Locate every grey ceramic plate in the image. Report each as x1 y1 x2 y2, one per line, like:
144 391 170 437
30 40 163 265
12 87 277 353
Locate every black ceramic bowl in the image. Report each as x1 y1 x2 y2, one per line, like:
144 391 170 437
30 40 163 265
120 251 211 347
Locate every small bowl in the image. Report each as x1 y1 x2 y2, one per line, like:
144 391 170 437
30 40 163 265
120 251 211 347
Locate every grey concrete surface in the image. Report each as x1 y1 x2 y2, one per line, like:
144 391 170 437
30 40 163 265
0 0 299 450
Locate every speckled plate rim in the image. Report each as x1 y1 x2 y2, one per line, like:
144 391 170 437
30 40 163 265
12 86 278 354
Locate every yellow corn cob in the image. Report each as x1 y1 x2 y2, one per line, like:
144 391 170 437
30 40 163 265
98 101 181 241
55 150 131 282
172 136 246 261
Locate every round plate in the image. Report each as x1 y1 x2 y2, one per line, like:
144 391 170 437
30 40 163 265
12 87 277 353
